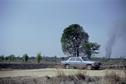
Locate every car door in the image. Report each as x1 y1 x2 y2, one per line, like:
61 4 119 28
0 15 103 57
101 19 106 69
81 57 90 68
75 57 83 68
68 57 76 66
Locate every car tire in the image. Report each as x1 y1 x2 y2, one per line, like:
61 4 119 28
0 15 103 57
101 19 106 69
86 65 92 70
94 67 100 70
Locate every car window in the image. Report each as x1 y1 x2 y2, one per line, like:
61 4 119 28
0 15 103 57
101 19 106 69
76 58 82 61
69 57 76 61
82 57 89 61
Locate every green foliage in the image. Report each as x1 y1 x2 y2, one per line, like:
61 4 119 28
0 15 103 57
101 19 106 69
8 54 16 61
0 55 4 61
82 42 100 59
3 55 16 62
5 56 9 61
22 54 29 62
61 24 89 57
36 53 42 63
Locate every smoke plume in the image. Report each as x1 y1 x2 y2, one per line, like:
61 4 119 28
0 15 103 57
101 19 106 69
106 22 126 58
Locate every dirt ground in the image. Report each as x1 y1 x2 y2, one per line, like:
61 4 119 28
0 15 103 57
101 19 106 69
0 68 125 78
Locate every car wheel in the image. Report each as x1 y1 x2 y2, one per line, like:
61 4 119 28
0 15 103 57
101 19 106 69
65 64 70 69
94 67 100 70
86 65 92 70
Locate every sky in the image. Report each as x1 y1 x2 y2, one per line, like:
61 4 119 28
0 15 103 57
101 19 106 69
0 0 125 57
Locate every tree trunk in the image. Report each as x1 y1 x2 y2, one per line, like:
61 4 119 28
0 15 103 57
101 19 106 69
77 48 79 57
88 54 91 59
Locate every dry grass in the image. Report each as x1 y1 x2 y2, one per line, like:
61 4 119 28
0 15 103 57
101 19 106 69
0 68 109 77
0 76 46 84
75 71 87 80
56 69 66 78
104 71 121 84
101 69 126 84
0 69 126 84
51 69 98 84
56 69 87 80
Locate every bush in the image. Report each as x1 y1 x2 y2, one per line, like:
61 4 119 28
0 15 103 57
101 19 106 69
22 54 29 62
0 55 4 61
9 55 16 61
36 53 42 64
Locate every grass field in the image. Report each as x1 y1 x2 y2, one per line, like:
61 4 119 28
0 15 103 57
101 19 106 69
0 68 126 84
0 68 125 77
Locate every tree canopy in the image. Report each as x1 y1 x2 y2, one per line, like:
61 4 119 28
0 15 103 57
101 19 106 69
61 24 100 58
82 42 100 59
61 24 89 57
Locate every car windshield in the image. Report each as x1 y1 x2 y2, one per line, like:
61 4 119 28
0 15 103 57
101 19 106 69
82 57 89 61
69 57 76 61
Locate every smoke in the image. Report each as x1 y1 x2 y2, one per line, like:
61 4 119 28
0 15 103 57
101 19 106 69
106 33 116 58
106 22 126 58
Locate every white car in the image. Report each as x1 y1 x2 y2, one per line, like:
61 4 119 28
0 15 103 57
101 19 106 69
61 57 101 70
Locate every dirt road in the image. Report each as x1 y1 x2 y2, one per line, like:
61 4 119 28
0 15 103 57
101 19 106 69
0 68 125 78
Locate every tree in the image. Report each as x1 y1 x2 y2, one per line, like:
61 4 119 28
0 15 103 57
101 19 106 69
5 56 9 61
22 54 29 62
82 42 100 59
61 24 89 57
36 53 42 63
0 55 4 61
9 54 16 61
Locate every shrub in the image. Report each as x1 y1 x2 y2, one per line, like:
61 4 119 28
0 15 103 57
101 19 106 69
0 55 4 61
36 53 42 64
9 55 16 61
22 54 29 62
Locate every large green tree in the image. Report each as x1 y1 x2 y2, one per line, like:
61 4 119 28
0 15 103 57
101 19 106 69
82 42 100 59
61 24 89 57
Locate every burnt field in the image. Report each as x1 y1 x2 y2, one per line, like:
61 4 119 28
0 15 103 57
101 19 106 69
0 63 56 69
0 63 125 70
0 57 60 70
0 58 126 70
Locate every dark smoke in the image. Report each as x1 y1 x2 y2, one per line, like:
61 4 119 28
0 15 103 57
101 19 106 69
106 22 126 58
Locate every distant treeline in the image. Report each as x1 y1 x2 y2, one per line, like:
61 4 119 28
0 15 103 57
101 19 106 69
0 54 126 64
0 53 43 64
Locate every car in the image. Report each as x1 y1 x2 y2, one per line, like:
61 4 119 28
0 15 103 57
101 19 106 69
61 57 101 70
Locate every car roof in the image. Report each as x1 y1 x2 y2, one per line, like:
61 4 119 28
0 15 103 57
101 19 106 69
69 57 82 58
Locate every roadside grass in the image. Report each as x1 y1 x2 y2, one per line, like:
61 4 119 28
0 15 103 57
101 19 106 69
0 69 126 84
101 68 126 84
53 69 126 84
103 71 121 84
52 69 99 84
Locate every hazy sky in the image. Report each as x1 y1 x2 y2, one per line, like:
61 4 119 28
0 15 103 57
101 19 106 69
0 0 125 57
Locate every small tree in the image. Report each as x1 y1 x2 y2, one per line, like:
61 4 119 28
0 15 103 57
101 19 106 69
22 54 29 62
9 54 16 61
54 55 57 64
0 55 4 61
5 56 9 61
82 42 100 59
36 53 42 64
